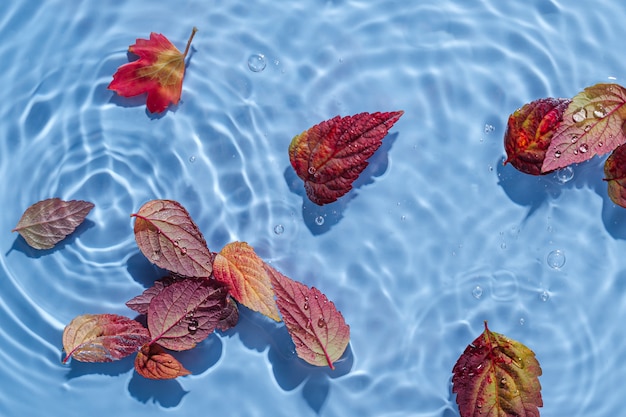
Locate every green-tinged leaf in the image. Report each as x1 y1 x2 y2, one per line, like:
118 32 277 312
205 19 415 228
147 278 233 351
604 144 626 208
134 343 191 379
267 265 350 369
504 98 570 175
289 111 403 205
12 198 94 249
213 241 280 321
452 322 542 417
132 199 213 278
62 314 150 363
543 83 626 172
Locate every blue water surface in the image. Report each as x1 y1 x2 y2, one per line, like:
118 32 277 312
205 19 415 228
1 0 626 416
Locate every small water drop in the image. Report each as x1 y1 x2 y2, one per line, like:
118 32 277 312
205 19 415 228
579 143 589 153
573 149 578 155
554 150 562 158
555 166 574 183
189 155 196 163
572 107 587 123
400 215 407 221
519 317 525 326
539 290 550 302
583 125 591 132
472 285 483 299
547 249 566 269
570 135 579 144
317 317 326 328
188 319 199 333
273 224 284 235
308 166 316 175
247 54 266 72
500 242 507 249
181 247 187 255
303 302 309 310
173 239 180 247
315 215 325 226
593 105 607 118
598 141 604 147
484 124 495 134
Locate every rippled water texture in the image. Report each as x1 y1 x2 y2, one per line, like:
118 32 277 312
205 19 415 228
1 0 626 416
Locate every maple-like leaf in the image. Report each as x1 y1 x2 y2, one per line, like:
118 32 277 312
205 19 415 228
12 198 94 250
451 322 542 417
604 144 626 208
132 199 213 278
108 27 197 113
134 343 191 380
147 278 233 351
267 265 350 369
503 98 571 175
542 83 626 172
213 241 281 321
289 111 404 205
62 314 150 363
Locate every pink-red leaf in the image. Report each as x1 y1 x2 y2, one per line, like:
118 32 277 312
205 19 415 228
147 278 233 351
452 322 542 417
604 144 626 208
213 241 280 321
132 199 213 278
503 98 570 175
12 198 94 249
108 28 197 113
543 83 626 172
267 265 350 369
62 314 150 363
126 276 177 315
134 343 191 380
289 111 404 205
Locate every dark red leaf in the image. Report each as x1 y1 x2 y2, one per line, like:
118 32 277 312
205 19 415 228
126 276 178 315
452 322 542 417
12 198 94 249
289 111 404 205
147 278 233 350
62 314 150 363
134 343 191 380
266 265 350 369
604 144 626 208
132 199 213 278
503 98 570 175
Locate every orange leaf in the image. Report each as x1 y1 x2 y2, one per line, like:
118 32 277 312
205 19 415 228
135 343 191 380
108 28 197 113
213 242 280 321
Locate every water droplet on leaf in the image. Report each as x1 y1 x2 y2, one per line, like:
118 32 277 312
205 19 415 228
188 319 199 333
583 125 591 132
570 135 578 144
572 107 587 123
593 105 607 118
247 54 266 72
554 150 562 158
303 302 309 310
317 317 326 328
579 143 589 153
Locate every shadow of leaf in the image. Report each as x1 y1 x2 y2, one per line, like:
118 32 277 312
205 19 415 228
128 372 189 407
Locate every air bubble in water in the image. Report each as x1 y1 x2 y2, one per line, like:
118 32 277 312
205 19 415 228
315 215 325 226
572 108 587 123
484 124 495 134
547 249 566 269
539 290 550 302
472 285 483 299
189 156 196 163
555 166 574 183
247 54 266 72
273 224 284 235
519 317 525 326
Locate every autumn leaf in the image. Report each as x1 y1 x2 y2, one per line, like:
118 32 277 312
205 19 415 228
126 276 178 315
452 322 542 417
147 278 233 351
289 111 404 205
503 98 570 175
132 199 213 278
62 314 150 363
267 265 350 369
542 83 626 172
134 343 191 380
108 27 197 113
12 198 94 250
604 144 626 208
213 241 280 321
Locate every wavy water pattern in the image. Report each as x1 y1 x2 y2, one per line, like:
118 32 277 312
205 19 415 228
2 0 626 416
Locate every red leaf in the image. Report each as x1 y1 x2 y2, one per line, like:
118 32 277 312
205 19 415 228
452 322 542 417
543 83 626 172
126 276 177 315
108 28 197 113
266 265 350 369
62 314 150 363
503 98 571 175
132 199 213 278
134 343 191 380
604 144 626 208
147 278 233 351
12 198 94 249
213 242 281 321
289 111 404 205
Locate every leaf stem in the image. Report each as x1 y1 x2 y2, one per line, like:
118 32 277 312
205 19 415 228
183 27 198 58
